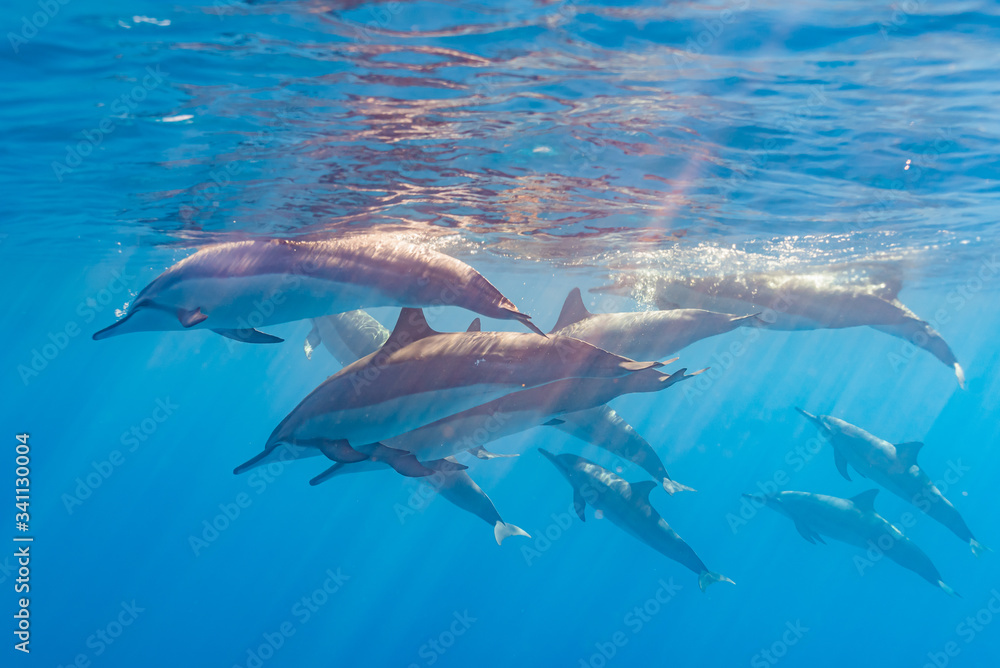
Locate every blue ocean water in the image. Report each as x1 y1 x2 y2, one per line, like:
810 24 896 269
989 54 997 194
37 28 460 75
3 0 1000 666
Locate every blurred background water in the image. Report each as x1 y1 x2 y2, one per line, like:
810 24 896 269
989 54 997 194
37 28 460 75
3 1 999 666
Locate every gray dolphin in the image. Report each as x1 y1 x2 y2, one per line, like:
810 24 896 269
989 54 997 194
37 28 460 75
552 405 694 494
747 489 958 595
550 288 758 359
796 409 987 556
312 458 530 545
93 236 544 342
235 308 662 473
593 271 964 386
540 449 733 592
304 309 694 491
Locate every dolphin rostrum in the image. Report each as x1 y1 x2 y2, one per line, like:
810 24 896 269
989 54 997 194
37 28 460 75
593 271 965 386
93 236 544 342
235 308 662 473
311 458 530 545
550 288 758 360
540 449 733 592
796 409 987 556
748 489 958 595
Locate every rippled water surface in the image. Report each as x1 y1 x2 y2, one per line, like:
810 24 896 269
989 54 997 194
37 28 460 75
4 1 1000 667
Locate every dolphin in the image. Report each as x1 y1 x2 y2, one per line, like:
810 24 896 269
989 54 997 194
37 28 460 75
540 449 733 592
796 409 987 556
550 288 759 360
552 405 694 494
365 363 701 468
593 271 965 386
235 308 662 472
302 309 695 491
747 489 958 595
310 458 530 545
305 311 390 365
93 236 544 342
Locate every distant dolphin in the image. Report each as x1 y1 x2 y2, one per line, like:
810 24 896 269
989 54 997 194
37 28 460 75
550 288 758 359
311 458 530 545
796 409 987 556
748 489 958 595
304 310 694 492
540 449 733 592
552 405 694 494
235 308 662 472
593 271 965 386
93 236 544 342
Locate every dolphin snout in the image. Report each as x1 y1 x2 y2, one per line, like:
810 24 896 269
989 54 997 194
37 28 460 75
92 314 133 340
537 448 557 463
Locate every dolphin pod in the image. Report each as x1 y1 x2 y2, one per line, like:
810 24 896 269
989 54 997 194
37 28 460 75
748 490 959 596
235 307 662 472
593 271 966 386
93 236 544 342
796 409 987 556
541 449 733 592
93 234 982 596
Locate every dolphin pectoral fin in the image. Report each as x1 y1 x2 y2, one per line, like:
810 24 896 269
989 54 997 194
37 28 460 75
573 489 587 522
382 452 439 478
310 462 348 486
423 457 469 472
316 439 369 464
542 418 566 426
794 520 824 545
304 321 321 359
834 448 852 481
954 363 966 389
893 441 924 468
620 360 663 371
467 446 518 460
970 539 991 558
212 328 284 344
178 307 208 328
494 521 531 546
698 571 735 592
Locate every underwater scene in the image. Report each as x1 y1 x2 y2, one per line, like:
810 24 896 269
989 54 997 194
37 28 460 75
4 0 1000 666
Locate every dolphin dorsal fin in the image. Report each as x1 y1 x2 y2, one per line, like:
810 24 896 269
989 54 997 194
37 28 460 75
385 308 440 348
630 480 658 504
850 489 880 512
894 441 924 467
466 318 482 332
549 288 592 333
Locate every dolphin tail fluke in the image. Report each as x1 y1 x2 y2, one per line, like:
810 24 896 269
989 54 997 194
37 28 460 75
970 538 991 558
494 521 531 546
937 581 961 598
698 571 735 593
663 479 696 495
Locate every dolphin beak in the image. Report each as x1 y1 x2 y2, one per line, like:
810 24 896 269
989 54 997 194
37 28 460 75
538 448 557 464
794 407 822 426
92 312 135 340
742 493 767 505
